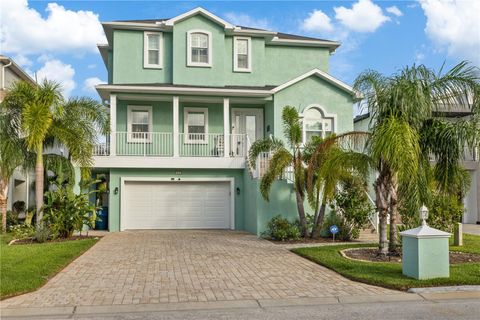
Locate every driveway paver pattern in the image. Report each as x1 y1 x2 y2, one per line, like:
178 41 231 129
2 230 395 308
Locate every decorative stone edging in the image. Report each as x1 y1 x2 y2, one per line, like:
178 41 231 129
340 247 384 263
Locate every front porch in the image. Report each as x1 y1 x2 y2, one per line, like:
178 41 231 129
93 93 271 168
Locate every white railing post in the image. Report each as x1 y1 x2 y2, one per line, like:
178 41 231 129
173 96 179 157
223 98 230 158
109 94 117 156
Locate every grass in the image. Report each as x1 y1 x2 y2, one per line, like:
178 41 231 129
292 233 480 291
0 233 98 299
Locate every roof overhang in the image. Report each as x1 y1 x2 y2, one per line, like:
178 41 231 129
0 55 36 85
162 7 234 30
97 44 110 66
272 68 362 99
269 37 340 52
96 84 273 101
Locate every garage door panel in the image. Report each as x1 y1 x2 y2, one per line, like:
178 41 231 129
122 180 231 230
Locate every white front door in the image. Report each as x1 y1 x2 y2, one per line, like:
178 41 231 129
231 108 264 156
122 180 232 230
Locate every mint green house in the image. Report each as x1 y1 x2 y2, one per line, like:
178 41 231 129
92 7 358 234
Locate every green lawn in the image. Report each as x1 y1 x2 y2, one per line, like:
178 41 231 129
292 234 480 291
0 233 98 299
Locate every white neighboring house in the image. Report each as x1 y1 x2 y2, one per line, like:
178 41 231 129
1 56 37 211
354 110 479 225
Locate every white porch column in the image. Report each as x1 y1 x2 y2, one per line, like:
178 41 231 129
109 94 117 156
173 96 179 157
223 98 230 158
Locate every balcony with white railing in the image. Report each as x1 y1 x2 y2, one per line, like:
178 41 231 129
92 132 248 169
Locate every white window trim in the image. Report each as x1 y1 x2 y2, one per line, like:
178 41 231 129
184 107 209 144
187 30 212 67
143 31 163 69
233 36 252 72
127 105 153 143
300 104 337 143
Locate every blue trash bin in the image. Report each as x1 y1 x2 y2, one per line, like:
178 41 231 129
95 207 109 230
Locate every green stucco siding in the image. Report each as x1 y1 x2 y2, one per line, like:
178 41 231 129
113 30 173 84
264 46 329 85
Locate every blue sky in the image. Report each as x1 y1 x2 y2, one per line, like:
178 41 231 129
1 0 479 109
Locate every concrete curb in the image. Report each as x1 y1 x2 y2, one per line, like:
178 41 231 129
2 291 480 318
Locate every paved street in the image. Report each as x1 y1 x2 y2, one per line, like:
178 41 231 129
3 230 393 308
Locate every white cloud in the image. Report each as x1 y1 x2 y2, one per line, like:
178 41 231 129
0 0 106 56
386 6 403 17
334 0 390 33
224 12 270 30
420 0 480 64
87 64 97 69
13 54 32 67
83 77 104 93
36 59 76 98
301 9 334 33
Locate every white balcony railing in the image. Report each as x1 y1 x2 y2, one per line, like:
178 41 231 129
93 132 247 158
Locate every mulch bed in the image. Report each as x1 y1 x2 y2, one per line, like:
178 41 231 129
342 247 480 264
9 235 101 245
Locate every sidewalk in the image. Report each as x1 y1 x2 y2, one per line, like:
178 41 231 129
2 290 479 319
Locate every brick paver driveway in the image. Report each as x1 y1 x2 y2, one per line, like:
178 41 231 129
3 230 394 308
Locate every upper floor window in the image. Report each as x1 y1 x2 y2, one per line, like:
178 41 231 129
233 37 251 72
127 105 152 142
144 32 163 69
187 30 212 67
184 107 208 143
303 106 335 142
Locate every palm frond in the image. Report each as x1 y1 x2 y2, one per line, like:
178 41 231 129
248 136 284 167
260 148 292 201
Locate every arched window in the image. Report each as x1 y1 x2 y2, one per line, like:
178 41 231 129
303 107 334 142
187 30 212 67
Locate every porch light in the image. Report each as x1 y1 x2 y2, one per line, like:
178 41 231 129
420 205 429 226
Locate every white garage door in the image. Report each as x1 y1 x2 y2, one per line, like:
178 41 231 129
122 180 232 230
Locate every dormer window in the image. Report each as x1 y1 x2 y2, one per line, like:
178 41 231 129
187 30 212 67
144 32 163 69
233 37 251 72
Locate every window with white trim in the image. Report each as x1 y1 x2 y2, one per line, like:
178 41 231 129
303 107 334 142
144 32 163 68
127 106 152 142
187 30 212 67
184 108 208 143
233 37 251 72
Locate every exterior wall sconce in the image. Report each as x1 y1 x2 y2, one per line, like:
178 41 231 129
114 187 119 195
236 187 240 195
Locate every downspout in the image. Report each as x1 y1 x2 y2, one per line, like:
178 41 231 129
1 59 13 90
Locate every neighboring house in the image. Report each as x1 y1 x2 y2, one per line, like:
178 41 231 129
354 110 479 225
92 7 358 234
0 56 37 211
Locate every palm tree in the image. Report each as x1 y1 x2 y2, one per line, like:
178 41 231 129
351 61 479 254
248 106 309 236
1 80 108 225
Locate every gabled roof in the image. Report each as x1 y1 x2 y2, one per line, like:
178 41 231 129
0 55 36 86
272 68 361 99
163 7 234 29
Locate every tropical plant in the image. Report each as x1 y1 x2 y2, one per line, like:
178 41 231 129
1 80 109 226
42 187 98 239
350 61 479 254
248 106 309 236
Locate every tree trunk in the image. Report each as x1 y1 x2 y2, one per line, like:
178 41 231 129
295 189 307 238
388 177 399 254
0 177 8 232
311 203 326 239
35 144 44 226
375 163 390 256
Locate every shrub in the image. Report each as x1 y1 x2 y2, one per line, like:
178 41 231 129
42 188 98 239
263 215 301 241
320 212 355 241
6 210 18 228
9 224 35 240
427 193 464 232
34 225 51 243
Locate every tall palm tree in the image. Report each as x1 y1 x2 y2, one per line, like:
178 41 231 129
1 80 108 225
351 61 479 254
248 106 309 236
